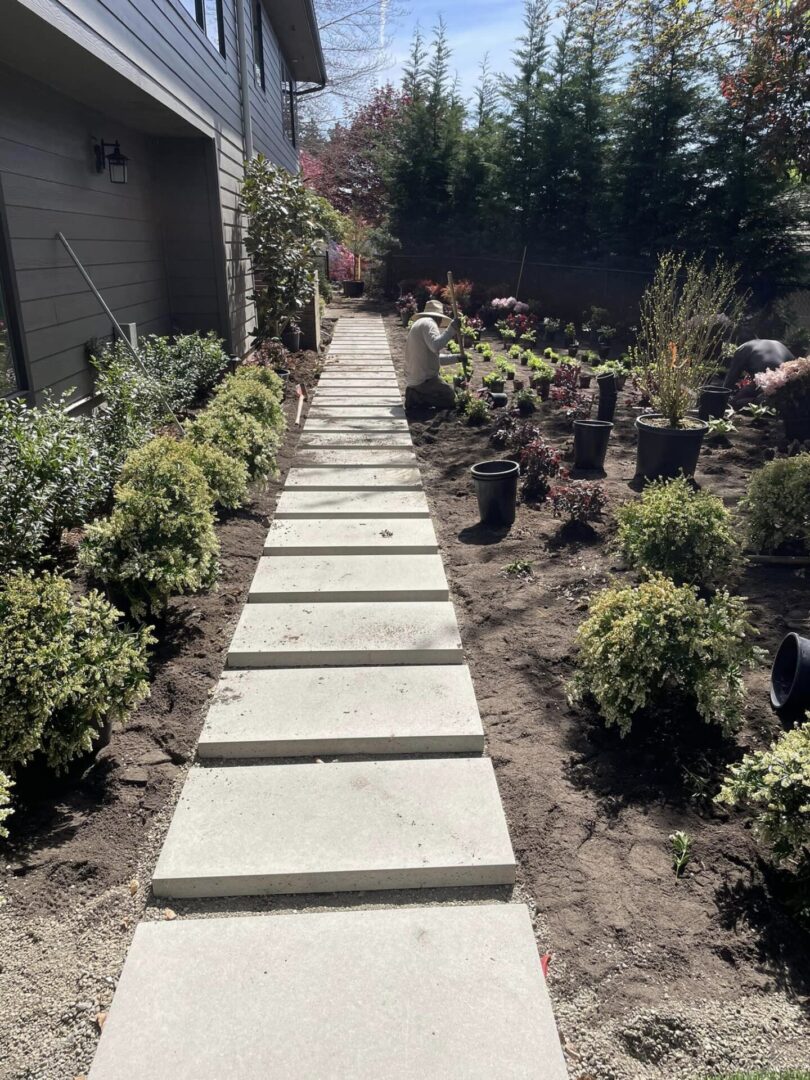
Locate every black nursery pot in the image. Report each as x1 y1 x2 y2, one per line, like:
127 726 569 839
770 633 810 715
698 385 732 421
281 327 301 351
471 459 519 526
274 367 291 397
489 392 508 408
634 413 707 482
573 420 613 471
341 279 365 298
596 372 617 423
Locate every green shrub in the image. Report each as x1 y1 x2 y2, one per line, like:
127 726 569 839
744 455 810 555
0 571 152 772
233 364 285 400
80 439 220 617
464 397 491 425
716 723 810 864
0 770 13 837
616 476 738 587
187 400 280 480
90 344 168 477
213 376 286 431
0 395 107 572
569 574 760 736
186 441 248 510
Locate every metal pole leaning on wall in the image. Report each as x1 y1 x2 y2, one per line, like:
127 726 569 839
55 232 184 434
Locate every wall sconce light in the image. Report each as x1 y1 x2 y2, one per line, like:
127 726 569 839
94 139 128 184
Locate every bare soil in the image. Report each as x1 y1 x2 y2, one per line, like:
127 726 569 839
380 302 810 1079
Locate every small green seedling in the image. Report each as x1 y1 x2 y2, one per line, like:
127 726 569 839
706 416 736 441
502 559 533 579
669 830 693 878
741 402 777 422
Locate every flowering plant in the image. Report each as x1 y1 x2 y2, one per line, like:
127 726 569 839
506 312 537 335
550 482 607 523
490 416 541 452
755 357 810 417
396 293 418 319
491 296 518 312
440 279 475 312
328 243 355 282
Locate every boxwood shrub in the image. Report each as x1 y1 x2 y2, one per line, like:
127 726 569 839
716 723 810 865
744 454 810 555
187 400 281 481
569 574 761 736
616 475 738 587
0 571 152 773
80 439 220 617
212 375 286 430
173 438 248 510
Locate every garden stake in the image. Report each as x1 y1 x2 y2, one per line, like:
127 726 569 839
294 384 305 426
446 272 470 381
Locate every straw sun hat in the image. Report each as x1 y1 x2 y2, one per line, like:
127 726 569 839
411 299 452 328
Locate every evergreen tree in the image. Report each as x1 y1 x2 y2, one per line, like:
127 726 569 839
502 0 552 239
453 55 506 244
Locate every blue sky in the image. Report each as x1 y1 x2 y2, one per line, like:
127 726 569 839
382 1 527 105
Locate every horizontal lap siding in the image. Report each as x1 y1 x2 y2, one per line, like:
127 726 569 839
0 64 172 400
3 0 305 396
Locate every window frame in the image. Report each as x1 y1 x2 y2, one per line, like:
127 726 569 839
177 0 226 58
252 0 265 90
0 204 28 398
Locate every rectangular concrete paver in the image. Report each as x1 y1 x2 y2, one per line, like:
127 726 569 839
299 431 413 448
286 467 422 490
227 600 463 667
152 757 515 897
89 906 566 1080
309 406 407 419
303 418 410 432
198 664 484 757
294 449 417 467
274 489 430 518
263 517 439 555
248 554 449 603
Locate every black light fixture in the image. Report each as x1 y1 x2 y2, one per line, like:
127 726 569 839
94 139 128 184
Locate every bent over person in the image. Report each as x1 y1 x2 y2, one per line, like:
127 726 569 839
404 299 459 411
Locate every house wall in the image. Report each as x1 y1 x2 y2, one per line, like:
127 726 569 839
0 0 302 401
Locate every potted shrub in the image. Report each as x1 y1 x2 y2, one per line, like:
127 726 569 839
527 356 554 400
564 322 579 356
597 324 616 358
543 316 560 342
515 388 537 414
281 322 301 351
632 252 746 482
754 357 810 441
483 371 505 394
340 212 372 298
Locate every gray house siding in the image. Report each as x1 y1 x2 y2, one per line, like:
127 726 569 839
0 0 314 403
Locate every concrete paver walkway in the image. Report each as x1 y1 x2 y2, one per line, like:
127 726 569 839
89 314 568 1078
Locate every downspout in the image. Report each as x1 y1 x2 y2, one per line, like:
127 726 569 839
235 0 254 158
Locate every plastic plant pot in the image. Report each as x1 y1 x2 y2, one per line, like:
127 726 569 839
281 327 301 352
531 376 551 401
573 420 613 471
698 385 732 421
489 392 508 409
485 379 505 394
471 459 519 526
770 633 810 714
341 280 365 298
596 372 617 423
634 413 707 482
579 373 592 389
274 367 290 397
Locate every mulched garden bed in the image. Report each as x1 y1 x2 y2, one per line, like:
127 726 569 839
380 303 810 1080
0 335 329 1079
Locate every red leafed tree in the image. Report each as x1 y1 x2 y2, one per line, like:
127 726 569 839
718 0 810 176
300 84 404 227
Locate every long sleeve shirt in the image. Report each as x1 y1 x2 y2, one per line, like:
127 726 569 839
405 318 459 387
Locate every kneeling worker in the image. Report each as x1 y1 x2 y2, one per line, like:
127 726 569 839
404 299 459 411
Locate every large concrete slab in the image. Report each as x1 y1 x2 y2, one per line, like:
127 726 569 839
285 467 422 490
197 664 484 757
316 390 402 400
248 554 449 603
294 449 417 467
317 383 399 392
227 600 462 667
309 406 406 418
304 417 409 432
299 431 413 448
89 905 566 1080
274 489 430 518
263 517 439 555
151 757 515 897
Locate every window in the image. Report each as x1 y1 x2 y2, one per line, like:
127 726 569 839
281 61 296 146
252 1 265 89
179 0 225 57
0 242 22 397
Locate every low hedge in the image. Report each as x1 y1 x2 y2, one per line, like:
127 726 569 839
80 439 220 618
744 454 810 555
0 571 152 774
